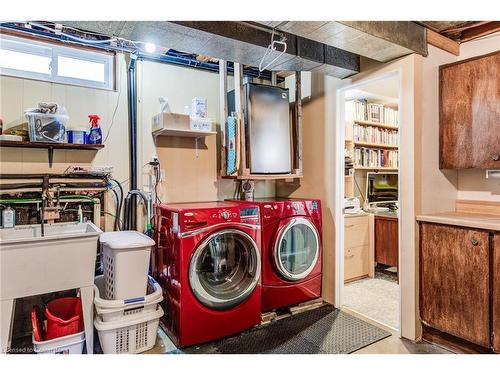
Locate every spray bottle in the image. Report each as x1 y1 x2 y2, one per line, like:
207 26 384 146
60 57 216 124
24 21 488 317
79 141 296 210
87 114 102 144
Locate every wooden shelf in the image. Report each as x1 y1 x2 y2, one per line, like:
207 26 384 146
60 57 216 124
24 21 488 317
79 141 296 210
0 140 104 150
221 173 303 181
354 120 399 130
354 166 398 171
0 140 104 168
354 141 399 149
153 128 216 138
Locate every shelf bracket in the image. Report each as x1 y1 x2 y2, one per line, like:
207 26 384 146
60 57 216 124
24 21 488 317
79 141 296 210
47 146 54 168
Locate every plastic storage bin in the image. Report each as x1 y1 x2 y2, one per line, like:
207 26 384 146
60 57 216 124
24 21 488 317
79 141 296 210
99 231 155 300
94 305 163 354
33 330 85 354
45 297 83 340
26 112 68 143
94 274 162 322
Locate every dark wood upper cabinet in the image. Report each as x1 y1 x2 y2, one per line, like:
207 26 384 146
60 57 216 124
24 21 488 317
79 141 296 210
439 51 500 169
374 216 398 268
420 223 490 347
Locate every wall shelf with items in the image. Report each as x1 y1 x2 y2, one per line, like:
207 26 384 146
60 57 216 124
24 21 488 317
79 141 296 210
0 140 104 168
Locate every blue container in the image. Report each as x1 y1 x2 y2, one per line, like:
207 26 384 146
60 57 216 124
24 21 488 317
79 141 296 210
67 130 87 144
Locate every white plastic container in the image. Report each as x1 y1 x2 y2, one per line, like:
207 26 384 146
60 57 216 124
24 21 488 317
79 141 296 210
191 97 207 118
99 231 155 300
33 331 85 354
94 274 162 322
94 305 163 354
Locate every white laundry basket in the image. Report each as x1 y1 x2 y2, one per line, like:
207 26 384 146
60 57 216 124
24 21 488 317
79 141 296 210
99 231 155 300
33 331 85 354
94 274 163 322
94 305 163 354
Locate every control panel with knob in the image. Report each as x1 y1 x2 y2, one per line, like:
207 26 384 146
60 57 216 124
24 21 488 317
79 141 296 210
220 211 230 220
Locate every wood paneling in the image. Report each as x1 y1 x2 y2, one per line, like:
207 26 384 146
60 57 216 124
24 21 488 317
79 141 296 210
374 216 398 268
439 51 500 169
494 234 500 353
420 223 490 347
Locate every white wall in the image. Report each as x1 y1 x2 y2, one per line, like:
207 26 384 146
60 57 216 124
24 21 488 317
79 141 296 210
456 32 500 202
0 47 275 232
419 45 459 214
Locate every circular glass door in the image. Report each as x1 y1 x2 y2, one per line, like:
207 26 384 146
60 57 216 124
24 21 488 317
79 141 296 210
189 229 261 310
273 217 320 281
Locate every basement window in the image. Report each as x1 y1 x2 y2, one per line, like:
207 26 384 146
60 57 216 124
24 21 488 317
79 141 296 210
0 34 114 90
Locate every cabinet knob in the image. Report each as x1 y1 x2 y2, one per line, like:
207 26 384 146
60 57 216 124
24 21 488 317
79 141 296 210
471 238 479 246
492 154 500 161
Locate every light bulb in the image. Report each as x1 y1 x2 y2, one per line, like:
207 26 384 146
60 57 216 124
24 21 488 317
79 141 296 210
145 42 156 53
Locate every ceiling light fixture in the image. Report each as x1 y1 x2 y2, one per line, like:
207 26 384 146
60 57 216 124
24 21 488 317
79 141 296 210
145 42 156 53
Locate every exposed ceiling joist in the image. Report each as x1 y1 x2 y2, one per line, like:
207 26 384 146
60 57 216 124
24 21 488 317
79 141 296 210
426 29 460 56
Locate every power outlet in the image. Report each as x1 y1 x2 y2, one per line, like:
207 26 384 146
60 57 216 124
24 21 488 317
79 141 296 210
160 169 166 182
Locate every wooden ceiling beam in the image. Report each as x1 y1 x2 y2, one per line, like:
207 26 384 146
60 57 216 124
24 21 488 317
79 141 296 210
426 28 460 56
460 21 500 43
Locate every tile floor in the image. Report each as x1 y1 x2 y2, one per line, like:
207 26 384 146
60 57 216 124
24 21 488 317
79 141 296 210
145 308 453 355
343 272 400 330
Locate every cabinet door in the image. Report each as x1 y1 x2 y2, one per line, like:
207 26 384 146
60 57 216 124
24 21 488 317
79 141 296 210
420 223 490 347
374 216 398 268
494 234 500 353
439 51 500 169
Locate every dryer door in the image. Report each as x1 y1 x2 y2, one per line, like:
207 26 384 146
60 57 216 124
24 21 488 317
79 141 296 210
189 229 261 310
273 217 320 281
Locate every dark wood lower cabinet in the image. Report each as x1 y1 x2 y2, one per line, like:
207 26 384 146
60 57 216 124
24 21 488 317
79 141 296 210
375 216 398 268
420 223 491 348
494 234 500 353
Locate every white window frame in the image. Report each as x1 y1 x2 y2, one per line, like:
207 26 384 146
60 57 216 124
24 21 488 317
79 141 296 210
0 34 115 90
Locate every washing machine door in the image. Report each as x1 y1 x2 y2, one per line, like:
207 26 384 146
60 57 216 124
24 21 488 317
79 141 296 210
189 229 261 310
273 217 320 281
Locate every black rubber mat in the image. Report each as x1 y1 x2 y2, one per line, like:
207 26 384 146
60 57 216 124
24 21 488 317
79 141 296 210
183 305 391 354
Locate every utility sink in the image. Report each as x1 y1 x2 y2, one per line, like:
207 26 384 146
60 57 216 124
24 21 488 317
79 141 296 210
0 221 102 353
0 221 102 299
0 221 101 243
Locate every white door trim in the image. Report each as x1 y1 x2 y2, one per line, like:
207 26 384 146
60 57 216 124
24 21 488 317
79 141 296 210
334 69 403 336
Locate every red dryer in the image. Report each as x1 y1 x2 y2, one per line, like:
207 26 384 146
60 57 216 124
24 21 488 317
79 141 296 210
227 198 322 312
153 202 262 348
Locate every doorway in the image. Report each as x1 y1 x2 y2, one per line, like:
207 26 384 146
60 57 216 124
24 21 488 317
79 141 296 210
335 72 402 332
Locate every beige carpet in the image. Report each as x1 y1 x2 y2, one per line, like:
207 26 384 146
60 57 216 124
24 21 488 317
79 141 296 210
343 276 399 330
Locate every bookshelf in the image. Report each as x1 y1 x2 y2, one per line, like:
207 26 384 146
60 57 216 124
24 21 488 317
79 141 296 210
344 98 399 198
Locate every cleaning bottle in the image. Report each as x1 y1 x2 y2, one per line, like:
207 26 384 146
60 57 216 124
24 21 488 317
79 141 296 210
87 114 102 144
77 205 83 223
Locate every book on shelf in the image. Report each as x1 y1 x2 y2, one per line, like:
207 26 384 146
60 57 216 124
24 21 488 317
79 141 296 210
346 99 399 126
353 124 398 146
353 147 399 169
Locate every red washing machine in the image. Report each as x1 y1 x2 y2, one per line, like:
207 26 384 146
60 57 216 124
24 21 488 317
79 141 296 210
153 202 262 348
227 198 322 312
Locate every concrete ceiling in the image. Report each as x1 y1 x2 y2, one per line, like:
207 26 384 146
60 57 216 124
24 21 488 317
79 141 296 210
61 21 429 78
61 21 360 79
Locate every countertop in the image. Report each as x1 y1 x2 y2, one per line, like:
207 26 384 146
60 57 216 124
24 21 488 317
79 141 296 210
416 212 500 231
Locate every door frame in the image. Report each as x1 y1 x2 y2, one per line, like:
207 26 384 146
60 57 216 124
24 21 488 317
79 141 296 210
334 69 403 335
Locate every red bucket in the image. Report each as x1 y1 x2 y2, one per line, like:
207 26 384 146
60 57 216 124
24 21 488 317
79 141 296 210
45 297 83 340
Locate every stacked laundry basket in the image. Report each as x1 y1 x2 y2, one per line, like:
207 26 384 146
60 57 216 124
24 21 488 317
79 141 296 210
94 231 163 354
